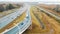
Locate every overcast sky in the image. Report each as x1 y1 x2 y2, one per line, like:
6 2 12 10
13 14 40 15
0 0 59 2
0 0 60 4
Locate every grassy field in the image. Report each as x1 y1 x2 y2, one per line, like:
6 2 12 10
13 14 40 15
23 6 60 34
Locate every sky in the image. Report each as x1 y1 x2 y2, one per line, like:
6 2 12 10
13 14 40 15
0 0 59 2
0 0 60 4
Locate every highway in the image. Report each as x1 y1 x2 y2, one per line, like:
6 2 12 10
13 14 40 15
0 5 27 29
4 7 31 34
0 4 31 34
0 4 60 34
